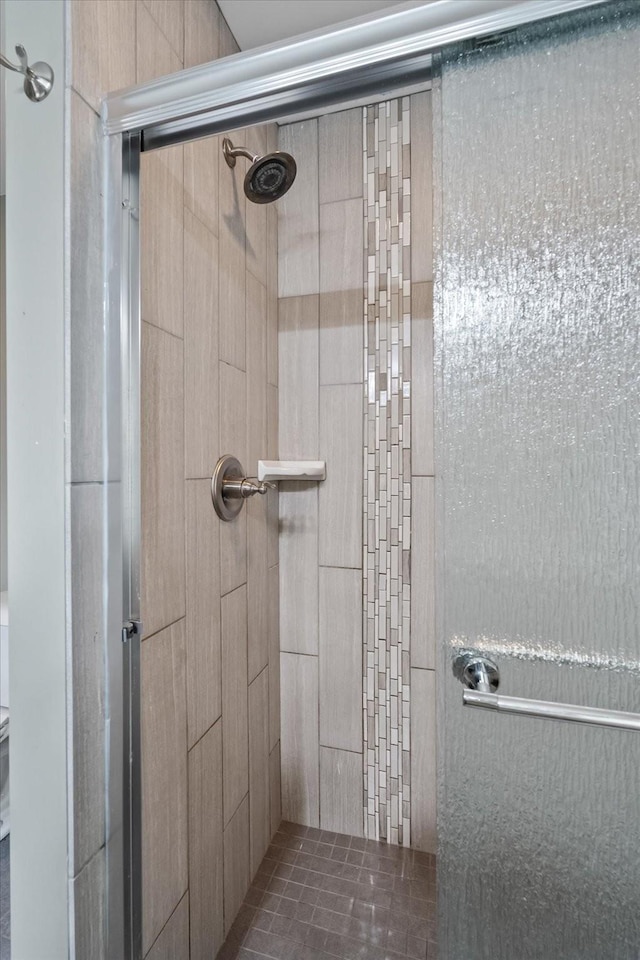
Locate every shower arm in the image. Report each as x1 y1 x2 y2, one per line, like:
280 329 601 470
222 137 258 168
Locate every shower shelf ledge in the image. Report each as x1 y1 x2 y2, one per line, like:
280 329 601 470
257 460 326 483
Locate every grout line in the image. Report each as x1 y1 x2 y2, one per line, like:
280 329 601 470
187 712 222 755
140 614 186 642
280 650 318 658
184 202 219 242
140 315 185 343
140 0 185 64
143 889 189 958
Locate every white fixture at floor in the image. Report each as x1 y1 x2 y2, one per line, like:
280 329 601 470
257 460 326 482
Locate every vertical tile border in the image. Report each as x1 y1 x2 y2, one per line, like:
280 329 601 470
363 98 412 846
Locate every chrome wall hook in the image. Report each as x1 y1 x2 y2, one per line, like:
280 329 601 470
0 44 54 102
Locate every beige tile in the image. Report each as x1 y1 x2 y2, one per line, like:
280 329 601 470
73 848 105 960
278 120 319 297
266 122 278 156
411 282 434 477
411 477 436 670
246 124 268 159
219 242 246 370
269 742 282 836
266 204 278 387
184 134 219 238
142 0 184 60
247 496 268 682
281 653 319 827
186 480 221 747
188 721 224 960
219 11 240 57
223 794 250 934
279 295 319 459
220 360 248 468
319 566 362 753
268 564 280 751
219 132 246 369
246 273 267 472
141 621 188 953
320 747 363 837
137 1 183 83
245 128 268 286
410 91 433 283
219 505 247 597
136 2 182 83
70 0 136 112
70 484 105 873
141 145 184 339
222 585 249 823
70 93 104 483
184 210 219 480
320 289 363 387
411 668 437 853
141 322 185 638
279 484 318 655
320 198 362 295
249 668 271 875
184 0 222 67
266 385 279 569
145 895 190 960
319 108 364 203
319 384 362 569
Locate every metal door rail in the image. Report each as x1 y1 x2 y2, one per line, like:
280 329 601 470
463 690 640 731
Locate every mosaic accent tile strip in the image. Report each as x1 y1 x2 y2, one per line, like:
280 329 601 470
363 98 412 846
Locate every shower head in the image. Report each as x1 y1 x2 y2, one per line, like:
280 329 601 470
222 137 297 204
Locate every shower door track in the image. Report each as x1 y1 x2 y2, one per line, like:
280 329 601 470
101 1 606 957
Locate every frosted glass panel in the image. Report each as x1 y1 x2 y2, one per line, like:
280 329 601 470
436 3 640 958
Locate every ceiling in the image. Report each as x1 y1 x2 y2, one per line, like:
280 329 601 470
217 0 422 52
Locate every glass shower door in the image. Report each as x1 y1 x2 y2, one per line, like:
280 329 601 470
435 3 640 958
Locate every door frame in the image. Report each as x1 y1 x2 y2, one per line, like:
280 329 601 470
101 2 604 956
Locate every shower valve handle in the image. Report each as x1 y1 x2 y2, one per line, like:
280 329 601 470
222 477 275 499
212 455 275 521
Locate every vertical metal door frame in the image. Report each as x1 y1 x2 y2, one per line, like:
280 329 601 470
120 130 143 960
104 127 142 960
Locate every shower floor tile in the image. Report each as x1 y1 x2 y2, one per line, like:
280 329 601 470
217 822 436 960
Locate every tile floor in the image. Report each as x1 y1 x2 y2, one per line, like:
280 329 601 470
217 822 436 960
0 837 9 960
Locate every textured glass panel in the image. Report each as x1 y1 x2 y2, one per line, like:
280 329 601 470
435 3 640 958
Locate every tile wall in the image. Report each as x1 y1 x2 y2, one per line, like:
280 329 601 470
363 98 412 846
277 94 435 852
68 2 280 957
278 110 364 836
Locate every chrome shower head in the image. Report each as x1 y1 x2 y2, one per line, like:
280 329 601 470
222 137 297 204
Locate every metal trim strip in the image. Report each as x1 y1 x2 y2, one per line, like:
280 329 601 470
103 0 606 142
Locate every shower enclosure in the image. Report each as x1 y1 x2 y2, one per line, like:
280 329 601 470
98 1 640 958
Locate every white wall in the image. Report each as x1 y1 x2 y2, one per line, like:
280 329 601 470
5 1 69 956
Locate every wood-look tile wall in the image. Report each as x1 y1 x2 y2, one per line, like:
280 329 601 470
69 2 280 957
278 112 364 836
277 96 435 852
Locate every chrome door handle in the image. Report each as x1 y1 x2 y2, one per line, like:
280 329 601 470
454 652 640 732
